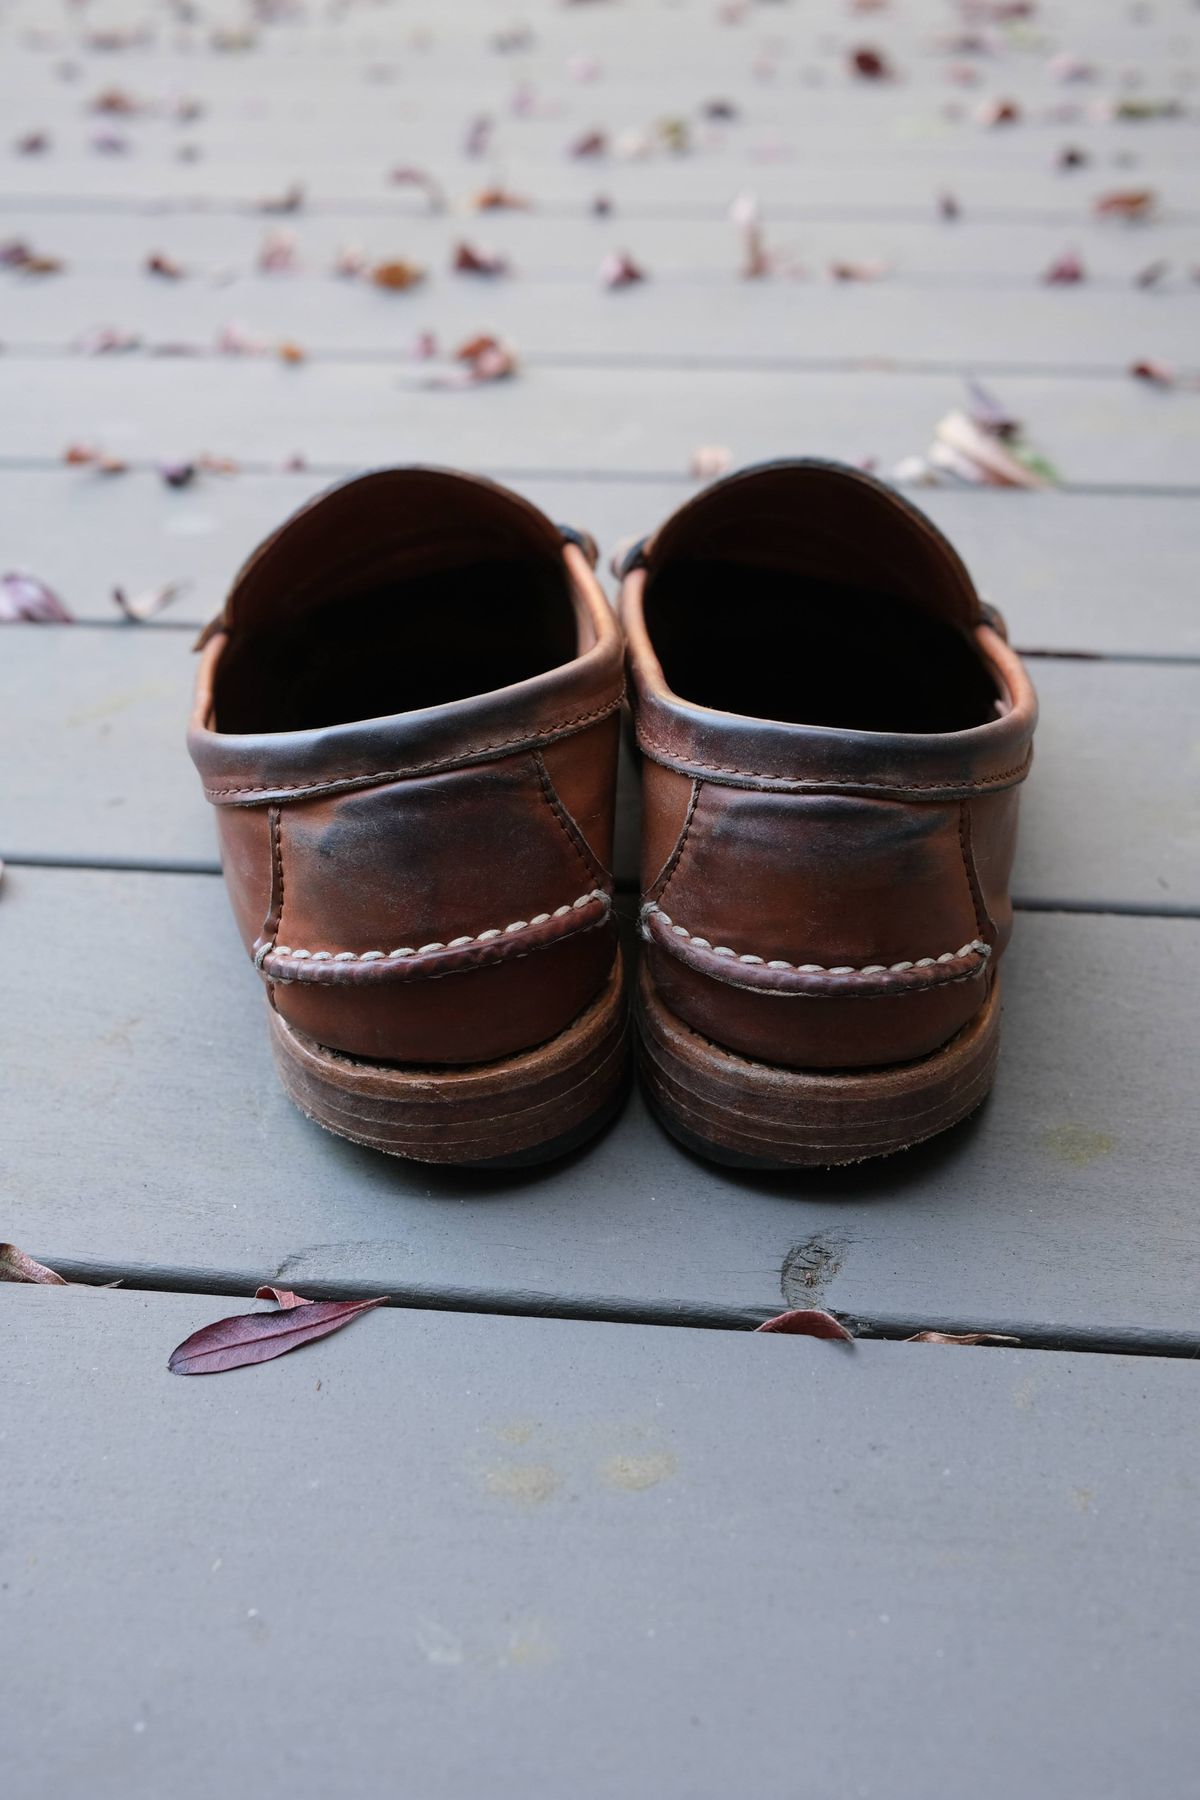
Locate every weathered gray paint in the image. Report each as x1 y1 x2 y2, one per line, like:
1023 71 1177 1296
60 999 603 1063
4 865 1198 1346
4 1286 1199 1800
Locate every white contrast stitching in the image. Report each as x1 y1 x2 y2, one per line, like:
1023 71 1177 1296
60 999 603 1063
642 903 989 973
258 889 608 965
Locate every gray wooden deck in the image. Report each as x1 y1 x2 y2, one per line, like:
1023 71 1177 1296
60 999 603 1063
2 0 1199 1793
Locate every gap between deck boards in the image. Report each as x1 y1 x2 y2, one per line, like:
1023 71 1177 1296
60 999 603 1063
28 1259 1200 1362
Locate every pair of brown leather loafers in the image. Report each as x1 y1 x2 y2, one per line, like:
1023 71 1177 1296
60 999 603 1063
188 462 1036 1169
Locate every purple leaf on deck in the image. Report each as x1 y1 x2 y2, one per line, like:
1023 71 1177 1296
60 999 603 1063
755 1308 855 1340
0 573 74 622
0 1243 67 1283
168 1295 388 1375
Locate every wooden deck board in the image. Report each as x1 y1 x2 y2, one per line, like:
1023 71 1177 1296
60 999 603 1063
2 633 1196 911
3 470 1197 655
7 1286 1199 1800
4 866 1198 1346
0 360 1196 487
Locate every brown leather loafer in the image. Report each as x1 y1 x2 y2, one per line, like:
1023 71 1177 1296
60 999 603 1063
618 461 1037 1168
188 469 627 1165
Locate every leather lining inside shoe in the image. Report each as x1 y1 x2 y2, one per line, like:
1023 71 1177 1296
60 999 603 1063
213 556 576 734
645 559 1000 734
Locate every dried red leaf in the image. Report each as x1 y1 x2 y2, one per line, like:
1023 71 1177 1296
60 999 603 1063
850 47 892 80
112 581 188 622
0 1243 67 1284
371 258 426 291
1042 248 1086 284
599 249 646 288
1130 358 1174 387
168 1294 387 1375
755 1308 855 1340
976 97 1020 126
145 250 186 279
905 1330 1021 1345
472 184 531 212
0 573 74 623
570 128 608 158
1094 188 1156 220
452 240 510 277
829 259 887 282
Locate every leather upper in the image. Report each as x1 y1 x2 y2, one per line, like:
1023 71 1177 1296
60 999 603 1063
189 468 624 1065
619 460 1038 1071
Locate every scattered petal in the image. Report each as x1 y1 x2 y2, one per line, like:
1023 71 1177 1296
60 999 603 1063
158 460 196 488
829 259 888 281
1135 259 1169 288
965 378 1021 438
463 113 493 156
938 190 961 220
388 166 446 212
599 249 646 288
216 320 265 354
452 240 510 276
1057 144 1090 169
731 190 771 278
277 339 307 364
905 1330 1021 1345
472 184 531 211
976 97 1021 126
258 227 299 273
145 250 186 279
755 1308 855 1340
254 1285 311 1310
935 411 1050 488
168 1293 388 1375
0 1243 67 1283
454 333 518 380
1042 248 1086 283
371 258 426 290
590 192 614 216
570 128 608 157
333 243 369 279
112 581 189 622
0 239 63 275
1130 357 1174 387
15 130 51 154
0 573 74 623
1094 188 1156 219
850 46 893 80
74 325 142 354
689 444 733 479
258 181 305 215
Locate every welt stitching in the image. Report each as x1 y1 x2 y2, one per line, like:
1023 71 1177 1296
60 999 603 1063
650 778 702 905
642 902 990 977
261 888 608 965
270 911 612 986
531 751 609 889
636 738 1032 792
202 696 624 799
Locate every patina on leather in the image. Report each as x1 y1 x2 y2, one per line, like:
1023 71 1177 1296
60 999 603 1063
619 460 1037 1160
188 468 625 1080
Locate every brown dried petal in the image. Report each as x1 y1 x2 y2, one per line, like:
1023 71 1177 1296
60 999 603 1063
755 1308 855 1340
1130 358 1174 387
145 251 186 279
472 184 531 212
452 240 510 276
371 258 426 290
168 1295 388 1375
1094 188 1156 219
0 1244 67 1284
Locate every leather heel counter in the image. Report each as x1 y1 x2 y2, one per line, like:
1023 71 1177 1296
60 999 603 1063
241 747 618 1064
644 781 993 1070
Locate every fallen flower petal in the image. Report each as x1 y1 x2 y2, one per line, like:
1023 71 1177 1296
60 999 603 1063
689 444 733 479
965 377 1021 438
1130 358 1174 387
829 259 888 281
599 249 646 288
1134 259 1169 289
977 97 1020 126
254 1285 311 1310
74 325 142 354
938 190 961 220
452 240 510 276
258 181 305 215
905 1330 1022 1345
1057 144 1090 170
277 339 307 364
371 258 426 290
216 320 265 354
472 185 531 212
0 1243 67 1284
168 1294 388 1375
145 250 186 279
850 47 893 80
1042 248 1086 283
935 410 1050 487
389 167 446 212
755 1308 855 1340
333 243 369 278
159 460 196 488
570 128 608 158
258 227 299 273
1094 188 1156 220
112 581 189 622
15 130 51 154
0 573 74 623
463 113 493 157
